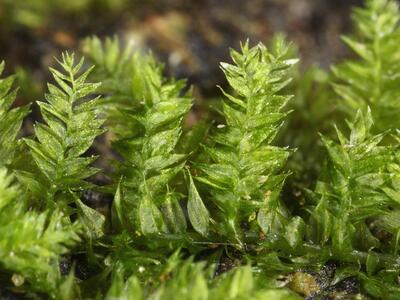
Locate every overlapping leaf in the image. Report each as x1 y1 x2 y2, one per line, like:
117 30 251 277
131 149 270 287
23 53 104 209
192 39 297 246
0 168 80 295
0 61 29 166
332 0 400 132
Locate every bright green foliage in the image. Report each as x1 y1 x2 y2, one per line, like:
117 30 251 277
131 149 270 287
332 0 400 132
300 2 400 295
193 39 297 246
208 265 301 300
83 37 208 164
84 39 193 237
0 168 80 295
105 273 142 300
82 36 142 141
359 269 400 299
116 57 192 236
3 1 400 298
308 109 398 258
23 53 104 210
376 132 400 254
280 66 336 195
0 59 81 297
0 61 29 167
56 269 81 300
187 171 210 237
105 260 301 300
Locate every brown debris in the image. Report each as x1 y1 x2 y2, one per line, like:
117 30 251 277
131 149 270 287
288 271 321 297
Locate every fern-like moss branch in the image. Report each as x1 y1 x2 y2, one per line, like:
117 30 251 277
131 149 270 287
192 39 297 246
23 53 104 210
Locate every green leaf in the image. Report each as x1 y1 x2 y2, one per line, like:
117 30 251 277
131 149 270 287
139 194 161 235
187 172 210 237
257 206 285 236
333 0 400 132
366 250 379 276
160 193 187 234
56 268 80 300
284 216 306 248
0 64 29 166
111 178 125 230
306 197 333 245
342 36 373 62
24 52 104 213
106 273 142 300
0 168 17 211
383 187 400 205
74 193 105 239
0 168 80 294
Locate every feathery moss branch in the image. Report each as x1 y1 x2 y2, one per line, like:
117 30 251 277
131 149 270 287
192 39 297 247
0 61 29 167
332 0 400 132
22 53 104 211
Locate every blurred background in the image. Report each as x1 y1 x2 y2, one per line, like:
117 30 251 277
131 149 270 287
0 0 363 100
